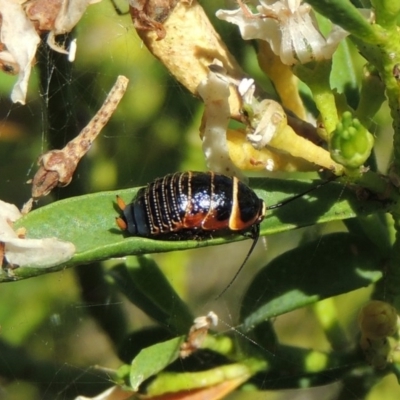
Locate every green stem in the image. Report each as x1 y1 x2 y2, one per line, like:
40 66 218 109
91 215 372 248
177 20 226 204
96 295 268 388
350 32 400 174
294 61 338 137
371 0 400 29
345 21 400 311
355 171 400 202
386 213 400 306
313 298 352 351
305 0 384 43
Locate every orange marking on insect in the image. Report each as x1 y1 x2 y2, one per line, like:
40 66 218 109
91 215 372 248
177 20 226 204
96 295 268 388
202 209 229 230
116 217 127 230
116 196 128 230
228 177 251 231
116 195 126 211
182 212 209 228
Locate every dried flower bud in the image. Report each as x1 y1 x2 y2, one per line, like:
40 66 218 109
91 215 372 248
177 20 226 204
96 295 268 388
358 301 398 369
358 300 398 340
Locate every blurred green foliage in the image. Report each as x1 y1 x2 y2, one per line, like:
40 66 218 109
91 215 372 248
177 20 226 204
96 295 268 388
0 1 400 400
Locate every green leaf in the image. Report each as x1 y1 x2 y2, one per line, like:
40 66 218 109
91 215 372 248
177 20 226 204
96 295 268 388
331 39 359 104
246 344 360 390
315 13 358 103
110 256 193 334
11 178 388 281
240 232 382 332
356 66 386 128
145 359 267 396
129 336 183 391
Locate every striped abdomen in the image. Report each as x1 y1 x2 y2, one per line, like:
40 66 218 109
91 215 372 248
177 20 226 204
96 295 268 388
117 171 265 239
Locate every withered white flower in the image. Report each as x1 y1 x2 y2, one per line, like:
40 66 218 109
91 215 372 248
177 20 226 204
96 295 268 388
239 78 287 150
0 0 101 104
0 0 40 104
180 311 218 358
216 0 349 65
197 63 245 180
246 99 287 149
0 200 75 270
47 0 102 55
238 78 256 104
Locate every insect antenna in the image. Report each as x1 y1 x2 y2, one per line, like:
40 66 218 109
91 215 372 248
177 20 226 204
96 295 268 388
266 175 338 211
215 224 260 300
215 174 339 299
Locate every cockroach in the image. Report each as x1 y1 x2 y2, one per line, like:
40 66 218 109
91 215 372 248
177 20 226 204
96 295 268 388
116 171 335 295
116 171 265 238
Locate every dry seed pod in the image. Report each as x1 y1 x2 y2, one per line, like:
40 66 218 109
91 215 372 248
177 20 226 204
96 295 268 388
27 75 128 207
129 0 244 118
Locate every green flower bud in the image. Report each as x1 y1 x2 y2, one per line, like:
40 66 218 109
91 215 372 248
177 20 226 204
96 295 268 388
329 111 374 169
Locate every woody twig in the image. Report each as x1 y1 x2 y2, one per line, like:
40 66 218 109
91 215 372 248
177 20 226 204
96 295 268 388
23 75 129 213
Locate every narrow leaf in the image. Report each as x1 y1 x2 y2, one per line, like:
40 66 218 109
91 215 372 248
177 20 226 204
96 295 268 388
110 256 193 334
129 337 183 391
240 232 382 332
10 179 388 281
145 359 266 396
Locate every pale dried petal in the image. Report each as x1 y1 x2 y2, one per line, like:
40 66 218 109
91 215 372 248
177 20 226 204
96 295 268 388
198 66 245 179
278 8 327 64
246 100 287 148
216 7 277 42
180 311 218 358
54 0 101 34
74 385 134 400
47 0 102 54
238 78 255 103
0 200 22 240
0 0 40 104
217 1 350 65
5 238 75 268
0 200 22 223
324 24 351 58
0 199 75 269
